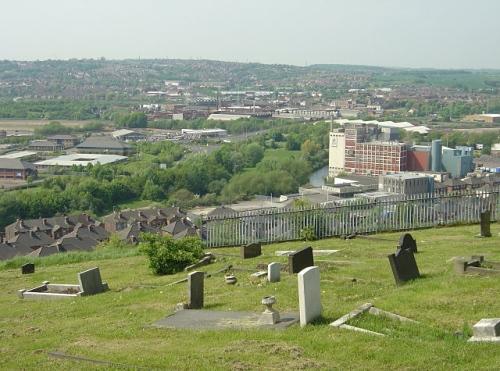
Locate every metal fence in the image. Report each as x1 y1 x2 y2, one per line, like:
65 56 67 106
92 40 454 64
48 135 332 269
201 188 499 247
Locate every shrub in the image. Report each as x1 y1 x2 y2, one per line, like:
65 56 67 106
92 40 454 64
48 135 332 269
299 226 317 241
139 234 204 275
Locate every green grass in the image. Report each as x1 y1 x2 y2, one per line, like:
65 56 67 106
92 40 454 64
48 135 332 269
1 224 500 370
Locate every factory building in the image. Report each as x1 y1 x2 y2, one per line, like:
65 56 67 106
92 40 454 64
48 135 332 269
329 124 474 179
380 173 434 195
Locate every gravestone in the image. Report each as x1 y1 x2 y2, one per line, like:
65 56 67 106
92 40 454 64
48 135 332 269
398 233 417 253
188 271 204 309
288 246 314 274
480 210 492 238
78 267 108 296
240 243 262 259
469 318 500 342
298 266 322 327
267 262 281 283
388 248 420 285
21 263 35 275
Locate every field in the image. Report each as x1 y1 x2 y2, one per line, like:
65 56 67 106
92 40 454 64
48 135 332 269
1 224 500 370
0 119 92 132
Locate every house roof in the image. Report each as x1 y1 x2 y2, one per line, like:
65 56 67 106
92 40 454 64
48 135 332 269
76 136 132 150
0 158 36 171
0 243 33 261
7 231 55 250
60 224 109 242
117 222 159 241
162 220 190 235
47 135 77 140
207 206 237 218
29 245 62 257
6 214 95 233
29 140 60 148
52 237 97 252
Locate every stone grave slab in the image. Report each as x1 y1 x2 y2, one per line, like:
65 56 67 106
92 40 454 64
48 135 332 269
276 249 338 257
398 233 417 253
288 247 314 274
78 267 109 296
454 256 500 276
298 266 322 326
479 210 492 238
240 243 262 259
21 263 35 274
388 248 420 285
151 310 299 330
188 271 204 309
469 318 500 342
267 262 281 283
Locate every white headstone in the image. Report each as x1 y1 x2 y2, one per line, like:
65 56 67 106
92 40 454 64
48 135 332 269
298 266 321 327
268 262 281 283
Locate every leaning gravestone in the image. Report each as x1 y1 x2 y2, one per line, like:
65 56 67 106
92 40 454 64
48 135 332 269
240 243 262 259
288 246 314 274
398 233 417 253
267 262 281 283
78 267 109 296
21 263 35 275
298 266 322 327
188 271 204 309
388 248 420 285
480 210 492 238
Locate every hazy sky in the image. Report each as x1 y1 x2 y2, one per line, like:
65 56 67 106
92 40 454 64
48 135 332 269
1 0 500 69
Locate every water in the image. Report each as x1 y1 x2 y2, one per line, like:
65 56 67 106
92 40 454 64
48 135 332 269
308 166 328 187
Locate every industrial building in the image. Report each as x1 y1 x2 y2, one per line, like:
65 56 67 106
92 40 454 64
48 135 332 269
329 124 408 176
181 128 227 139
328 125 474 178
35 154 127 169
0 159 37 180
464 114 500 124
380 173 434 195
76 136 134 155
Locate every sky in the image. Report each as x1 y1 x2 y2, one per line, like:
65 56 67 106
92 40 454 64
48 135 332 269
1 0 500 69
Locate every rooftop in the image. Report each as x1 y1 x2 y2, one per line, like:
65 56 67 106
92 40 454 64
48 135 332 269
0 151 37 159
76 136 132 149
35 154 127 167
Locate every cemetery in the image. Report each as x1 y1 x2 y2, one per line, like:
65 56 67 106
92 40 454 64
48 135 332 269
1 223 500 369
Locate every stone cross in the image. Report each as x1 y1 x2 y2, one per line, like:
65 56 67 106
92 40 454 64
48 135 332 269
188 271 204 309
298 266 322 327
267 262 281 283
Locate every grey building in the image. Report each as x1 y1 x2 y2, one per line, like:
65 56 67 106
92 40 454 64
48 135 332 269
380 173 434 195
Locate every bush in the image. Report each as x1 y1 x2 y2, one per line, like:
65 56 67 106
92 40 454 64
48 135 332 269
299 226 317 241
139 234 204 275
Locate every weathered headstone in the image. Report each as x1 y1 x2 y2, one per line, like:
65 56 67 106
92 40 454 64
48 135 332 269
188 271 204 309
298 266 322 327
388 248 420 285
480 210 492 238
78 267 108 296
240 243 262 259
398 233 417 253
21 263 35 275
469 318 500 342
288 246 314 274
268 262 281 283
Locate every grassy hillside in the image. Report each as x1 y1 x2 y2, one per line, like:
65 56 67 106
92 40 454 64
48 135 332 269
1 224 500 370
